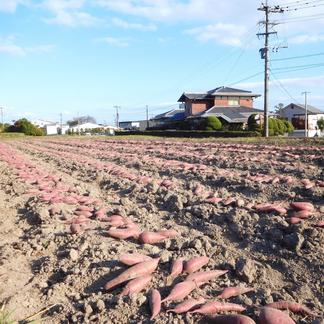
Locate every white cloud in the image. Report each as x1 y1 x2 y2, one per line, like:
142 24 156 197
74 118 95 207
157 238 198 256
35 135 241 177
0 37 55 56
240 75 324 89
111 17 156 31
289 34 324 45
0 0 22 13
44 10 102 27
185 23 248 47
95 0 324 46
42 0 102 27
96 36 130 47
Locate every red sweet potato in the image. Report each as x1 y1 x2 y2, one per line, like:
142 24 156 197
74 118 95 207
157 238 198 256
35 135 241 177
107 227 140 240
104 258 160 290
169 257 184 278
206 314 256 324
119 253 152 266
74 210 93 218
217 286 254 299
70 223 84 235
139 231 167 244
119 274 152 297
265 301 316 316
289 217 303 225
186 270 228 285
190 301 246 314
223 197 236 206
161 280 197 303
150 289 161 320
290 210 312 219
290 202 314 212
259 307 295 324
205 197 222 204
167 297 206 314
157 229 178 239
314 220 324 228
185 256 209 274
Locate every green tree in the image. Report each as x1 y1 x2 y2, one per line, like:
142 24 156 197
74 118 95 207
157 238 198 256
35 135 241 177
7 118 44 136
205 116 222 131
274 103 285 116
284 120 294 134
317 117 324 131
248 114 262 132
277 119 286 135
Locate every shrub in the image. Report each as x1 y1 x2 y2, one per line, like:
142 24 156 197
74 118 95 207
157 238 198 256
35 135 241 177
7 118 44 136
317 117 324 131
284 120 294 134
205 116 222 131
277 119 286 135
248 114 262 132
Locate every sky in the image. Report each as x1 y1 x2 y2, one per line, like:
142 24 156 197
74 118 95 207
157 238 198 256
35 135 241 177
1 0 324 125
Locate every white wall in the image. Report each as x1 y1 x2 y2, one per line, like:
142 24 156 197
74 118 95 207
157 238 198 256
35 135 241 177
45 125 58 135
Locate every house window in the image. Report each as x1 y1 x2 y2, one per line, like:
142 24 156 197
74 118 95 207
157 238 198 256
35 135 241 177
228 97 239 106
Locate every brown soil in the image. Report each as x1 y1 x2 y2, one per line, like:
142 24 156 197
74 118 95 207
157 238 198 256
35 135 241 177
0 138 323 324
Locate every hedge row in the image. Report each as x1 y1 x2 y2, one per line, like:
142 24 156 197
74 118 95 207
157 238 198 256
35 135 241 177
115 130 261 138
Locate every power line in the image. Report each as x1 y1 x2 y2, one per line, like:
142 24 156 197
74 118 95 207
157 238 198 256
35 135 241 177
272 62 324 70
284 3 324 11
269 68 302 104
229 71 264 86
277 0 324 6
273 64 324 73
271 52 324 61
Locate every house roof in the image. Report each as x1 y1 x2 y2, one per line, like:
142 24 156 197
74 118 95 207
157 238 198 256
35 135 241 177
178 86 260 102
153 108 185 120
199 106 263 123
283 103 323 114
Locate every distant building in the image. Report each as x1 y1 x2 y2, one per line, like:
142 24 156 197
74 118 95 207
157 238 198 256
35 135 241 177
44 124 59 135
280 103 324 137
177 86 262 126
178 86 261 117
119 120 157 131
32 119 56 128
152 108 186 126
69 122 116 135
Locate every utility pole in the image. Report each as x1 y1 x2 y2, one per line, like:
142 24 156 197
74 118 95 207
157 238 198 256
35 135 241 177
257 1 284 138
146 105 149 129
302 91 311 138
0 107 4 130
114 105 121 128
60 113 63 135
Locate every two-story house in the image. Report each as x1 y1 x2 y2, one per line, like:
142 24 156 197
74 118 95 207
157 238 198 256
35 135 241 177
178 86 262 125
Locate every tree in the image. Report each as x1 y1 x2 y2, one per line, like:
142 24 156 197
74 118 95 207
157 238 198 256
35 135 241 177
67 115 97 126
274 103 285 116
317 117 324 132
248 114 262 132
7 118 44 136
204 116 222 131
284 120 294 134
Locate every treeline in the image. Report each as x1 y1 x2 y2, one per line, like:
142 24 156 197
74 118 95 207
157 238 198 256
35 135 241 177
1 118 44 136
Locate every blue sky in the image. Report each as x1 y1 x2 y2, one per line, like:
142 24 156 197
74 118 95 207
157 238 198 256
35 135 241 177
1 0 324 125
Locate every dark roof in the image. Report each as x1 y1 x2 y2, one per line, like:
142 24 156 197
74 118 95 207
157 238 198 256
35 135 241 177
283 103 323 114
153 109 185 120
200 106 263 123
177 93 213 102
178 86 260 102
207 86 251 95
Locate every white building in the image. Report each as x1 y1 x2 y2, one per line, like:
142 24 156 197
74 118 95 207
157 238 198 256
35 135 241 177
69 123 117 135
32 119 56 128
44 124 59 135
280 103 324 137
